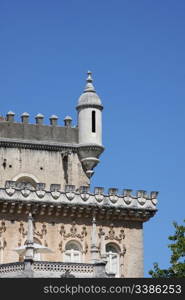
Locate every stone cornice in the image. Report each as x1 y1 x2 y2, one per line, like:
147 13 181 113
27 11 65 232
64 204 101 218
0 138 105 153
76 104 103 111
0 183 158 222
0 138 78 152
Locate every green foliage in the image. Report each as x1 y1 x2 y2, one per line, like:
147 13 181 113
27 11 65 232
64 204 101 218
149 220 185 278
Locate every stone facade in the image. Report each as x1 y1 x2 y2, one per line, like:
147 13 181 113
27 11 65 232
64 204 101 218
0 72 158 278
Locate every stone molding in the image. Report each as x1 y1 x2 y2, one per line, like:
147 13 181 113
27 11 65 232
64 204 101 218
76 104 103 111
0 182 158 221
0 139 78 152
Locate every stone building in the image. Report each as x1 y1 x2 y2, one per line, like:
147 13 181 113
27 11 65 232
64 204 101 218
0 72 158 278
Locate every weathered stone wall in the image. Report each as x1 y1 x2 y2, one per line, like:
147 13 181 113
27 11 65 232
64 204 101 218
0 122 78 144
0 215 144 278
0 147 89 189
123 222 144 278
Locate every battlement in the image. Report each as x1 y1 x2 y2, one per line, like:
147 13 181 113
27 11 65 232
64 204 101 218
0 181 158 221
0 112 78 144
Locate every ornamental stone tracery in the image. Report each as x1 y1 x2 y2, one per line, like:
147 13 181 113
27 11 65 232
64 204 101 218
59 222 87 241
104 224 125 243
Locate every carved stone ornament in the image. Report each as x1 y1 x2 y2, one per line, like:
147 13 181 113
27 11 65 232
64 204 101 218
105 224 125 243
51 191 61 199
66 191 75 201
36 190 46 198
79 186 90 201
108 188 118 204
60 222 87 241
123 196 132 205
59 241 63 252
152 198 158 206
80 192 90 201
98 226 105 237
109 195 118 204
0 221 6 237
5 187 15 196
0 237 7 249
19 222 27 238
65 185 75 200
120 244 126 256
5 181 15 196
34 223 47 239
95 194 104 203
138 197 146 206
21 188 31 197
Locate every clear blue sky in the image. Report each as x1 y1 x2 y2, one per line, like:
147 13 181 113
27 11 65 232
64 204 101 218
0 0 185 277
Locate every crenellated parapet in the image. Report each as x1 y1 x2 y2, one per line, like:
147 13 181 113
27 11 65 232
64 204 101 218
0 112 78 144
2 111 73 127
0 181 158 222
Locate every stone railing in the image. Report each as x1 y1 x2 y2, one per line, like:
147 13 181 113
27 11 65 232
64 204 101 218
0 262 25 274
33 261 94 274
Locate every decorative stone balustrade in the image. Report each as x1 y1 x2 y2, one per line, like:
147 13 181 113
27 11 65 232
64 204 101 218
33 261 94 274
0 261 99 278
0 262 24 274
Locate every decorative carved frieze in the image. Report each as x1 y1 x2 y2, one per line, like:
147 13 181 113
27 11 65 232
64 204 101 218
34 223 47 239
0 183 158 221
105 224 125 243
60 222 87 241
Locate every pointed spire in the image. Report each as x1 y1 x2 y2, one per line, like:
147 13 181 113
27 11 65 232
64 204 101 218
84 71 96 93
90 215 99 263
24 213 34 261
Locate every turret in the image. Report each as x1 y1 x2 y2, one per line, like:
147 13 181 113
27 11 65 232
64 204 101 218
76 72 104 178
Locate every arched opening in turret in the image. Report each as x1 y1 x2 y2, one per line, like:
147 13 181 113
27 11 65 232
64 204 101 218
92 110 96 133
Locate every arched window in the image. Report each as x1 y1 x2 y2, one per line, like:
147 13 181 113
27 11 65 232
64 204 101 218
106 243 120 277
64 241 82 263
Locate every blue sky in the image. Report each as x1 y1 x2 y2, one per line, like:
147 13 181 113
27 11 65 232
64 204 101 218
0 0 185 277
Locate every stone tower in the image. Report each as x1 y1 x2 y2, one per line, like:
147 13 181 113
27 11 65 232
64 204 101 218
0 72 158 278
